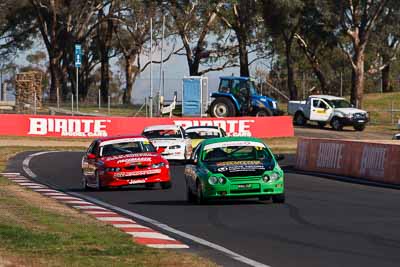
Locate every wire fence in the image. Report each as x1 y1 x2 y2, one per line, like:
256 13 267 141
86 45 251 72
1 75 400 126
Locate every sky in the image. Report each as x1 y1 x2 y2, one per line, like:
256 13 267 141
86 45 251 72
5 34 266 105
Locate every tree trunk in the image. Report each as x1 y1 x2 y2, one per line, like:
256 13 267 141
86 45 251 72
237 33 250 77
100 51 109 103
285 40 298 100
314 66 327 94
49 55 61 103
189 57 200 76
123 55 133 104
351 50 365 108
381 63 391 92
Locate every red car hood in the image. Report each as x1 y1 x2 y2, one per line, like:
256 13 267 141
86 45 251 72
101 153 163 167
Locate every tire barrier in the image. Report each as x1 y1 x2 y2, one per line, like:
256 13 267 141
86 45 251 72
296 137 400 185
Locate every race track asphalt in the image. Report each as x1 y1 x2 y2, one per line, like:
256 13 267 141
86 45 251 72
8 151 400 267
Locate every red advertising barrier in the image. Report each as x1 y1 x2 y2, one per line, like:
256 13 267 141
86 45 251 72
0 114 294 138
296 137 400 185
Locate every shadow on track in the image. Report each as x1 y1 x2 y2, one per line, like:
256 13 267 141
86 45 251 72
130 199 280 206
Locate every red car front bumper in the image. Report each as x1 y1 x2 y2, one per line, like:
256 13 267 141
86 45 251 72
99 167 170 187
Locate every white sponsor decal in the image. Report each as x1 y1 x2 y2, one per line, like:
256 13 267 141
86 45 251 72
204 141 265 151
174 119 255 137
296 140 309 168
128 179 146 184
360 146 386 178
28 118 111 137
116 157 152 164
316 143 344 169
104 153 156 161
114 169 162 178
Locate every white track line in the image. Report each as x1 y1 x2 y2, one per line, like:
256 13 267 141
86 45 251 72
96 217 134 222
42 193 68 196
72 205 107 210
62 200 93 205
148 244 190 249
18 182 41 186
33 189 60 193
126 232 174 240
113 224 148 228
1 172 21 176
23 151 271 267
83 211 117 215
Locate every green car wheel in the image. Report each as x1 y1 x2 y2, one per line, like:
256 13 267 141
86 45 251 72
186 185 196 203
196 182 207 205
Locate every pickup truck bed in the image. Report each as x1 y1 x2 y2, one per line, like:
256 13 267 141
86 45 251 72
287 101 306 115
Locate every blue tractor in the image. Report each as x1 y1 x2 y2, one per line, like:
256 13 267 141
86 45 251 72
209 76 282 117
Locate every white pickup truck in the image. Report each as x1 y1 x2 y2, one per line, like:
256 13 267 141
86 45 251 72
288 95 369 131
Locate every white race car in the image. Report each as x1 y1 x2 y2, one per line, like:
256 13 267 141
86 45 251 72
185 126 226 149
142 125 192 161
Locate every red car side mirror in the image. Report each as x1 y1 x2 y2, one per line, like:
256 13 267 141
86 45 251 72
157 147 165 154
87 153 96 160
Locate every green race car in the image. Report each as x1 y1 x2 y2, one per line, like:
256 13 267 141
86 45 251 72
184 136 285 204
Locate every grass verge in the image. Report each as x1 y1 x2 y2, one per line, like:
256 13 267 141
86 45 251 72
0 146 217 267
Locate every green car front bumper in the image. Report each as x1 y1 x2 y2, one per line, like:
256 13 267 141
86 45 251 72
201 177 284 199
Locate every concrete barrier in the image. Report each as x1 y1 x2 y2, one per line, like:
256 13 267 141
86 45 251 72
296 137 400 185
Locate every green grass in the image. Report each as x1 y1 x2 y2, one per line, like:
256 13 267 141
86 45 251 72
0 146 218 267
363 92 400 125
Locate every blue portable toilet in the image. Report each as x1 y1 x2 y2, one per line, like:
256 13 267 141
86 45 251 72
182 76 208 117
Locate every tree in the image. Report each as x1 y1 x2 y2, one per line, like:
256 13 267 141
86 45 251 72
96 1 117 104
167 0 238 76
0 0 36 60
261 0 305 100
367 3 400 92
114 0 157 104
323 0 391 107
29 0 111 102
218 0 265 77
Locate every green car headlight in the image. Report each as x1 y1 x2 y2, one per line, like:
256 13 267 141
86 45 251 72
270 172 279 181
218 177 226 184
262 175 270 182
263 173 280 182
208 176 218 185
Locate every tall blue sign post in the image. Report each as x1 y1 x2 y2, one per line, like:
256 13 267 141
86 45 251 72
74 44 82 111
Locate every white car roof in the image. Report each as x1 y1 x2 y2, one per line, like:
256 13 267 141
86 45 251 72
309 95 345 100
186 127 220 133
143 124 181 132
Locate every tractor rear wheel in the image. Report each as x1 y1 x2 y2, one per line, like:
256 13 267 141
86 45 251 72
256 108 273 116
210 98 236 117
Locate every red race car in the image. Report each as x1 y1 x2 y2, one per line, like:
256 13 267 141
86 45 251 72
81 135 171 190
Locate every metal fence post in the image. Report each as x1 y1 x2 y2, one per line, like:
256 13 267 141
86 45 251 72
57 87 60 110
391 101 394 125
145 97 148 117
71 95 74 116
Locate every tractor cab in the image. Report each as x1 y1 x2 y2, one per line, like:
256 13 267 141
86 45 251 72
209 76 281 117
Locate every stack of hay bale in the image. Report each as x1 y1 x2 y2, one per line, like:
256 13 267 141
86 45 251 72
15 71 42 113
